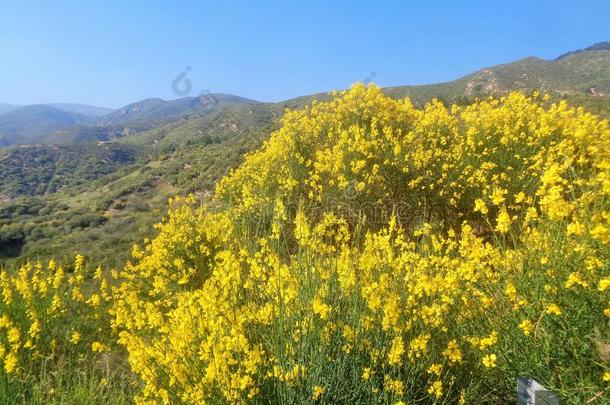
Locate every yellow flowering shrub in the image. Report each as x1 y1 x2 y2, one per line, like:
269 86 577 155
113 84 610 402
0 257 130 402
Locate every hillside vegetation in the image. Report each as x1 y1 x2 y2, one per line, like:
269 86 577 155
1 85 609 403
0 103 280 267
0 144 141 198
385 49 610 103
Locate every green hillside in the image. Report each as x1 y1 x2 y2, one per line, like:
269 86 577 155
386 48 610 102
0 102 281 267
286 48 610 107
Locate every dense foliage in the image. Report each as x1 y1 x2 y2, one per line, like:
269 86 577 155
112 85 610 403
1 85 610 403
0 104 275 268
0 257 134 403
0 144 140 197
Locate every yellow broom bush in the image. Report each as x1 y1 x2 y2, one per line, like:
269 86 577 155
0 256 133 403
111 84 610 403
2 84 609 403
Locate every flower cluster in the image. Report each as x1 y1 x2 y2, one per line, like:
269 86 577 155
109 84 610 403
0 256 123 401
2 84 607 403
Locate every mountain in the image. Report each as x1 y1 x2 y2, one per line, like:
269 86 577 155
0 105 96 146
46 103 115 117
282 45 610 109
0 103 20 116
384 46 610 102
0 94 256 147
0 102 280 265
96 93 257 126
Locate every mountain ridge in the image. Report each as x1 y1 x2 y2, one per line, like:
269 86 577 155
0 105 96 146
46 103 115 117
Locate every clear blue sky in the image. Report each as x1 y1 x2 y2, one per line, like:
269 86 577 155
1 0 608 108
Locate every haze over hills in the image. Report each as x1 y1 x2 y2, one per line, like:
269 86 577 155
1 42 609 266
46 103 114 117
0 103 20 116
0 105 96 146
0 94 258 147
96 93 257 126
0 103 113 120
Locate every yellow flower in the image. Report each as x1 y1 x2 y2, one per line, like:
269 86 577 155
603 371 610 382
408 334 430 360
478 331 498 350
384 375 404 396
388 336 405 366
70 331 81 344
474 198 488 215
7 327 20 347
312 385 326 400
312 297 331 320
564 272 588 289
442 339 462 364
599 277 610 292
519 319 533 336
482 353 497 368
427 363 442 376
566 221 585 236
91 341 108 353
28 320 41 339
427 380 443 399
545 304 561 316
590 224 609 244
496 208 511 234
491 188 507 205
4 352 18 373
74 254 85 271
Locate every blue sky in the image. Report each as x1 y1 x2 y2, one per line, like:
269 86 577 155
1 1 608 108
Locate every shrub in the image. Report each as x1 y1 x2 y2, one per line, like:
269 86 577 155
111 85 610 403
0 257 134 403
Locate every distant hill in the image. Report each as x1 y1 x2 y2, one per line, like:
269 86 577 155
281 44 610 108
0 105 95 146
0 94 256 147
384 47 610 102
96 93 257 126
0 103 20 116
46 103 114 117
